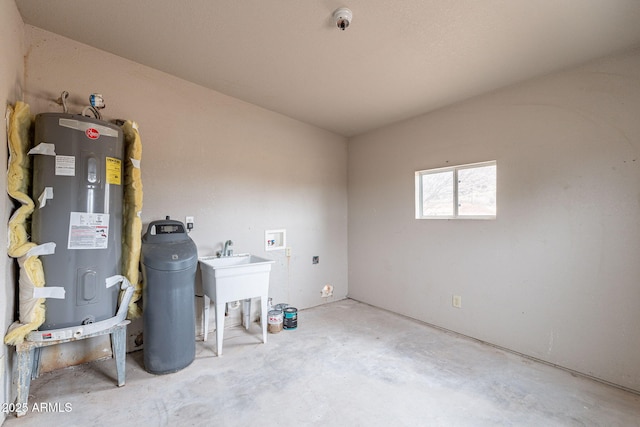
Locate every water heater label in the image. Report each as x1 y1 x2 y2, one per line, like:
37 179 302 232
106 157 122 185
68 212 110 250
55 155 76 176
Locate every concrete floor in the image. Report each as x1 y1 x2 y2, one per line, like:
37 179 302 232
4 299 640 426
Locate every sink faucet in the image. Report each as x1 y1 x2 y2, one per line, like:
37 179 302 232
222 240 233 257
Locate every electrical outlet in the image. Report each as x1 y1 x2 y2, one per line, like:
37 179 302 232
185 216 194 231
285 247 292 257
452 295 462 308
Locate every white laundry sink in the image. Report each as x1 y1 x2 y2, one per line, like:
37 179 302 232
198 254 274 356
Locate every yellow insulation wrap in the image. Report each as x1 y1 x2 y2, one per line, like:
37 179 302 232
4 102 47 345
4 254 47 345
121 121 143 318
7 102 35 258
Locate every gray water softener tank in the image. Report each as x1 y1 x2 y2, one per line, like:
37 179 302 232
141 217 197 374
31 113 124 330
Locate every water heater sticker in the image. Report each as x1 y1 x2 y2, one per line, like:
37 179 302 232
68 212 110 250
55 155 75 176
106 157 122 185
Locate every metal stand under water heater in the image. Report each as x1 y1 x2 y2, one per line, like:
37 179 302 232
31 113 124 330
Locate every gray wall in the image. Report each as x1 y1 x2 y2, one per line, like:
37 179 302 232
348 48 640 392
23 25 348 310
19 25 348 369
0 0 25 420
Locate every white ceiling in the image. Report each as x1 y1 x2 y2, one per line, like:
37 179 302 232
15 0 640 137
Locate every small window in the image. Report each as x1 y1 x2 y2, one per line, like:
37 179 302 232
415 161 496 219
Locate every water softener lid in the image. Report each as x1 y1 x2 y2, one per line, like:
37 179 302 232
141 220 198 271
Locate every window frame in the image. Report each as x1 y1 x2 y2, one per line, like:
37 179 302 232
415 160 497 220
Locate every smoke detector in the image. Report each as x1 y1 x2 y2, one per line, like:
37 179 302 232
333 7 353 31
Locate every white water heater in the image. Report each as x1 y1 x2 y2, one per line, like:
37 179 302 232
31 113 124 330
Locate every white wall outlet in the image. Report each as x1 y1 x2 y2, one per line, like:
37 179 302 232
185 216 194 231
452 295 462 308
285 247 292 257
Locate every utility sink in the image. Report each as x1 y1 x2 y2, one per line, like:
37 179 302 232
200 255 272 268
198 254 274 356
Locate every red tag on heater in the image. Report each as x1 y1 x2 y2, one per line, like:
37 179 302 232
85 128 100 139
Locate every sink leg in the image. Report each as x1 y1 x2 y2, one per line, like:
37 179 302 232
261 295 268 344
243 299 251 330
203 295 210 342
215 302 225 356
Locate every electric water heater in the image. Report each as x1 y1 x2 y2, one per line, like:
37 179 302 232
31 113 124 330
